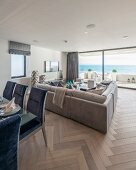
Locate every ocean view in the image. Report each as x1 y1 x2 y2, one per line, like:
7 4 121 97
79 65 136 74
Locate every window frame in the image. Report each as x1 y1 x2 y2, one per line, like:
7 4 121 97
79 46 136 80
11 54 26 79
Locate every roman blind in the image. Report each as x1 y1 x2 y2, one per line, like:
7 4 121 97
9 41 31 56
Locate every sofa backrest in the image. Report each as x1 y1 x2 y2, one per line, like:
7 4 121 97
37 83 107 104
70 90 106 104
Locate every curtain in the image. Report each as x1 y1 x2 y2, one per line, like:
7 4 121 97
66 52 79 81
9 41 31 56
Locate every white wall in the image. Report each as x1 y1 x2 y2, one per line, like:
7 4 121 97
0 39 11 96
29 45 62 80
0 39 67 95
60 52 67 79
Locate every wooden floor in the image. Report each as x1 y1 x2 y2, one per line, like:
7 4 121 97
20 88 136 170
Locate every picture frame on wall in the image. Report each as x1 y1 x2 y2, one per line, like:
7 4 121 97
44 61 59 72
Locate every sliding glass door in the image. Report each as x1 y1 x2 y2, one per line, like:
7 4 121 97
79 52 102 82
104 48 136 86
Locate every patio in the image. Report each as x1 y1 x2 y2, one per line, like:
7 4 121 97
79 72 136 90
117 81 136 89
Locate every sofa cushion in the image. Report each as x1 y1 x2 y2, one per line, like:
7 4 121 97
71 90 106 104
57 82 64 87
49 81 57 86
89 88 105 95
88 84 107 95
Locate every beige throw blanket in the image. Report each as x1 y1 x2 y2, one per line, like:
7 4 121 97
53 87 67 108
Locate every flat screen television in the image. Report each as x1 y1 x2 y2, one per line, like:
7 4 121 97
44 61 59 72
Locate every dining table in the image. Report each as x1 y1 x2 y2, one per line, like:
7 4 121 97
0 97 37 140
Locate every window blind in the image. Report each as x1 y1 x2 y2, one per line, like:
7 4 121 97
9 41 31 56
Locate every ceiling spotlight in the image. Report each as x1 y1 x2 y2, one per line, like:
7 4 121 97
33 40 39 43
123 36 128 39
64 40 68 43
84 31 88 34
86 24 96 29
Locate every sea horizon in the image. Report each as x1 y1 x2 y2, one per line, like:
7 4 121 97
79 64 136 74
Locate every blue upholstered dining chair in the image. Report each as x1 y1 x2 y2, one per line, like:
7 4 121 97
3 81 16 100
13 84 28 108
20 87 47 146
0 115 21 170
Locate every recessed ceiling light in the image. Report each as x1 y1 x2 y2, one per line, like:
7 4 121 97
64 40 68 43
84 31 88 34
33 40 39 43
86 24 96 29
123 36 128 39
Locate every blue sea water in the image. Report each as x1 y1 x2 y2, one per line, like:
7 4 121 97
79 65 136 74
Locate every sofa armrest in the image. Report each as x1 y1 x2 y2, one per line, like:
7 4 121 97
103 93 114 130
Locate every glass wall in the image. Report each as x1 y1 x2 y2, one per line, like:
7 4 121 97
104 48 136 83
79 52 102 82
104 49 136 73
79 48 136 87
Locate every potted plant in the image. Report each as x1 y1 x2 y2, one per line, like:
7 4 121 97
112 69 117 73
57 70 63 79
88 68 92 72
112 69 117 81
132 77 135 83
128 78 130 83
88 68 92 79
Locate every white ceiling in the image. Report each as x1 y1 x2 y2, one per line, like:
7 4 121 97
0 0 136 52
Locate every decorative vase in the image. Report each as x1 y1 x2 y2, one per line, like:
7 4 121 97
88 79 96 88
127 78 130 83
39 74 46 84
112 73 117 81
57 70 63 79
132 77 135 83
31 70 39 87
91 71 98 80
88 71 92 79
84 72 88 79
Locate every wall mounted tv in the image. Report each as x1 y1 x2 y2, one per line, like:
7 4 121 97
44 61 59 72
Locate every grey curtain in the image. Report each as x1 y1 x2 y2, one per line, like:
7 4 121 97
66 52 79 81
9 41 31 56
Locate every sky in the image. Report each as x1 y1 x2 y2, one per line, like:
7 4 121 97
79 53 136 65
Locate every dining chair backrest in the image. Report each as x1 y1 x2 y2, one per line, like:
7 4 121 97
0 115 21 170
27 87 47 123
13 84 28 108
3 81 16 100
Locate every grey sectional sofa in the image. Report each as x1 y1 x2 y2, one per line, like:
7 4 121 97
37 82 118 133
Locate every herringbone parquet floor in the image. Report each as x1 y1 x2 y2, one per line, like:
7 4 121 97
20 88 136 170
